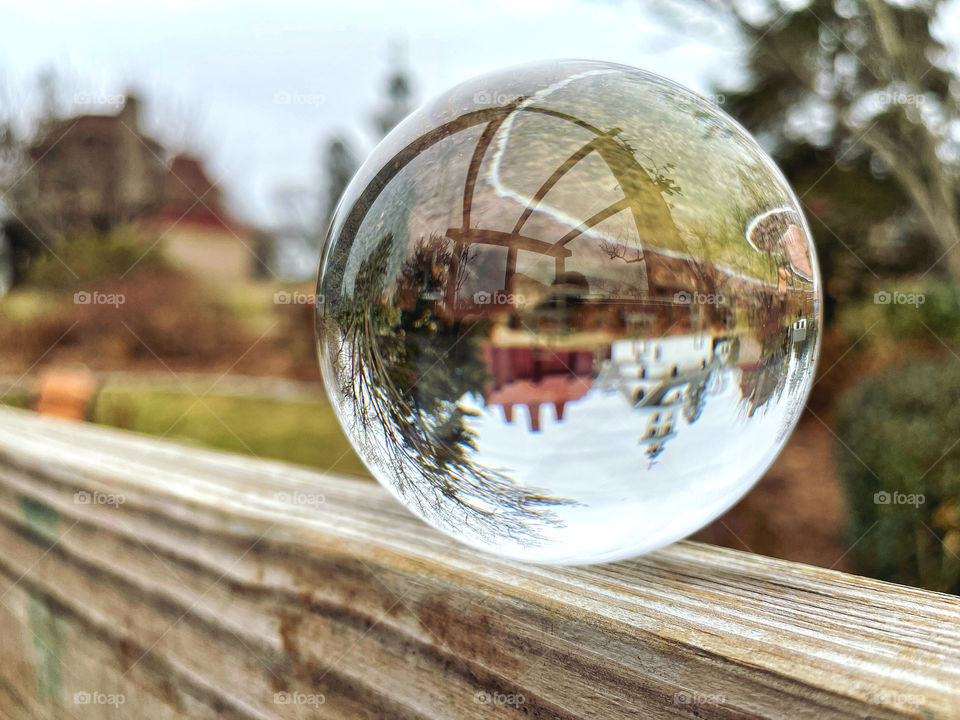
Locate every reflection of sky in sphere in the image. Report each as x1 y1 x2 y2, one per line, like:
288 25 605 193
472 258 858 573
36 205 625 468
461 355 812 564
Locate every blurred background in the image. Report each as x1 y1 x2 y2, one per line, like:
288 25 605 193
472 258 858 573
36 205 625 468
2 0 960 593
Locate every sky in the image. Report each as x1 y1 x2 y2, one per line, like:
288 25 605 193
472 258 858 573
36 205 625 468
2 0 958 232
0 0 743 230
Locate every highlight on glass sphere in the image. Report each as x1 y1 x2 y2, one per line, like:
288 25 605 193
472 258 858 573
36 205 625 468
316 59 821 565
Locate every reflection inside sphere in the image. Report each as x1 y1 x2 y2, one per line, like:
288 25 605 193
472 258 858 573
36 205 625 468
317 60 821 565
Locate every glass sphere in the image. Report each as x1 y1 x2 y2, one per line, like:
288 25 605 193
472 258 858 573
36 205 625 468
316 60 821 565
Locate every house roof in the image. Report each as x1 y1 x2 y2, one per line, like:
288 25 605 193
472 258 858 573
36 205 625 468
783 224 813 280
29 97 163 157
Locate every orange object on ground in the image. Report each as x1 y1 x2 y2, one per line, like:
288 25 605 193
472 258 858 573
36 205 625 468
33 367 98 420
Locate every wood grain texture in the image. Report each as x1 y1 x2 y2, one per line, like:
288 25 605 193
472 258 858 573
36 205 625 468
0 408 957 719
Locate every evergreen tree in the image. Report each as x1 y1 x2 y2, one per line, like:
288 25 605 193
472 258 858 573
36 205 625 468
317 52 414 239
685 0 960 310
319 136 358 236
371 54 413 138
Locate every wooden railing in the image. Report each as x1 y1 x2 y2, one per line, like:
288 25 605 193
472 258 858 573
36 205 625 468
0 407 958 719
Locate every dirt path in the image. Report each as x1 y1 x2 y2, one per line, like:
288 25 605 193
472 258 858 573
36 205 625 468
692 411 853 572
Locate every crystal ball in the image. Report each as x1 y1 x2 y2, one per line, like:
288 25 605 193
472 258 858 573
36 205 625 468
316 60 821 565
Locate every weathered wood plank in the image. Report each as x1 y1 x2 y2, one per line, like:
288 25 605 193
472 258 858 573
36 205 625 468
0 407 957 719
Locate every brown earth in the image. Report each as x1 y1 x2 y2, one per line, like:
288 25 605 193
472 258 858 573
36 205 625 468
693 412 853 572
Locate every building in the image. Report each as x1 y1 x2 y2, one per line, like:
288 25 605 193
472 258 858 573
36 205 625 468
745 208 815 292
146 153 266 282
482 344 594 432
595 334 732 460
12 96 268 283
156 153 230 228
20 96 167 233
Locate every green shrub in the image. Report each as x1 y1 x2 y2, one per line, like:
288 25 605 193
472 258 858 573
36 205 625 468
835 277 960 349
836 358 960 593
21 227 165 290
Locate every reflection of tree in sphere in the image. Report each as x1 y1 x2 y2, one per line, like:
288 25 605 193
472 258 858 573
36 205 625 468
317 60 821 564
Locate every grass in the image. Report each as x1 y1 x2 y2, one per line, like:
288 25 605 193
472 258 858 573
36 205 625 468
91 388 371 478
0 386 32 410
0 288 69 321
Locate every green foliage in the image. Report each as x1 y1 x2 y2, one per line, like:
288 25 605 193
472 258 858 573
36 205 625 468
92 389 370 478
320 136 358 236
21 227 165 290
835 277 960 349
835 358 960 593
713 0 958 312
0 384 31 410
